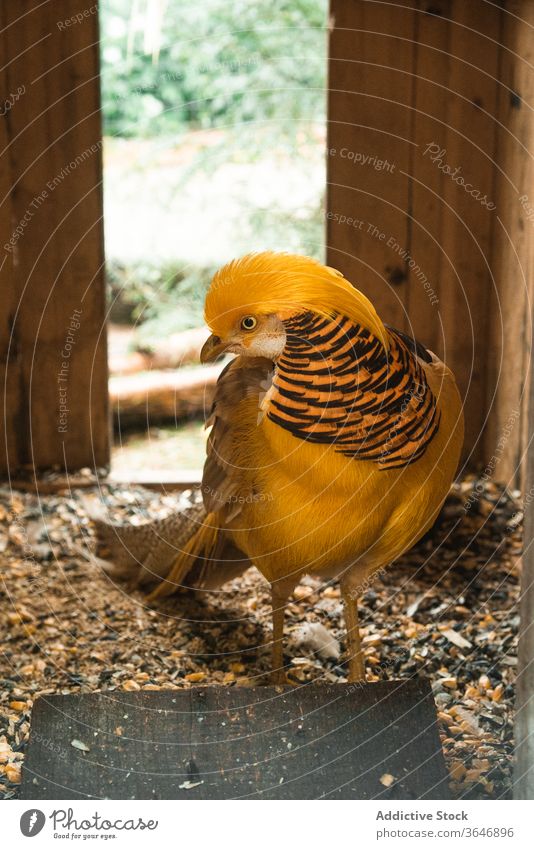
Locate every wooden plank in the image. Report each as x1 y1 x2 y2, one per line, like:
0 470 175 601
407 2 453 358
7 470 202 494
0 1 109 472
435 1 502 463
327 0 418 331
0 5 22 472
485 0 534 490
327 2 516 469
516 116 534 793
107 470 202 491
21 682 450 800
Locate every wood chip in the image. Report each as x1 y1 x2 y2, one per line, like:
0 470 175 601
4 763 21 784
406 595 424 617
185 672 206 682
441 629 472 650
0 476 519 802
70 739 90 753
178 779 204 790
455 707 485 737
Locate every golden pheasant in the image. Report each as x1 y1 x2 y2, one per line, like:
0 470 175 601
92 252 464 683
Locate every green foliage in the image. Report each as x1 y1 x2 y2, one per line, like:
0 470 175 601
100 0 327 139
101 1 327 341
107 258 213 332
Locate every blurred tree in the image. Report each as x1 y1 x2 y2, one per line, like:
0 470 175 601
101 1 327 335
101 0 327 139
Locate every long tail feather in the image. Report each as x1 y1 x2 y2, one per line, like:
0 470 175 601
83 496 251 593
82 496 206 588
148 511 220 599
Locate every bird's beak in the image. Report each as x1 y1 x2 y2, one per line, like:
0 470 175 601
200 334 230 364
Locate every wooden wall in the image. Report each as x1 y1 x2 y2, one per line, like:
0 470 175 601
0 1 532 483
327 0 534 487
0 1 109 474
516 352 534 798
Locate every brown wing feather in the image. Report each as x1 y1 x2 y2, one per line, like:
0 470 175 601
202 355 274 520
150 357 275 598
86 358 273 596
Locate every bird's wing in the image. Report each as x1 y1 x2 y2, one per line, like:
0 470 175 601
85 358 273 598
384 324 433 364
269 314 440 470
202 355 274 521
122 357 274 599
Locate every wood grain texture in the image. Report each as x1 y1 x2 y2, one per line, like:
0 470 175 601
327 0 417 331
485 1 534 490
21 682 450 800
435 1 501 465
0 5 22 472
327 1 533 481
516 326 534 799
0 1 108 473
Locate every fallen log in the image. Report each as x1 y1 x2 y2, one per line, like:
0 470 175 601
110 326 210 375
110 364 222 427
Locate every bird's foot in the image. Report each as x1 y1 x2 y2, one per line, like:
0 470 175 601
346 656 367 684
347 671 368 685
270 668 297 687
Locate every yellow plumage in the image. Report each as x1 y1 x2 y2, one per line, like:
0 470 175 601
96 251 464 684
203 252 462 588
206 252 389 348
226 361 462 585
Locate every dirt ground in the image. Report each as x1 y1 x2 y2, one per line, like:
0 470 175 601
0 476 520 799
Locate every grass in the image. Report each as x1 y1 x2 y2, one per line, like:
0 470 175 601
112 421 207 472
103 126 325 334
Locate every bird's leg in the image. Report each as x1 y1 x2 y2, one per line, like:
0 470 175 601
341 584 365 683
270 578 295 685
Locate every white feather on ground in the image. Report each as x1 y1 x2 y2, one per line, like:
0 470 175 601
291 622 341 661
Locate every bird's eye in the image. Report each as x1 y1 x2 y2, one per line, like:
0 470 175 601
241 315 257 331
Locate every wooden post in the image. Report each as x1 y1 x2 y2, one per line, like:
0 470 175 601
516 351 534 799
486 1 534 490
509 0 534 803
327 0 534 486
0 1 109 473
21 683 450 799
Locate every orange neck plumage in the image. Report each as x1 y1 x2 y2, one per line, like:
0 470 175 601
267 312 440 470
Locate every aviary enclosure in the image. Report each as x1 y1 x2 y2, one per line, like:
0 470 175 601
0 0 533 825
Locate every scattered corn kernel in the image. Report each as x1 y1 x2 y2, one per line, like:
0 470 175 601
185 672 206 682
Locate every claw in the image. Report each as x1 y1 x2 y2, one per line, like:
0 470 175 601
270 668 300 687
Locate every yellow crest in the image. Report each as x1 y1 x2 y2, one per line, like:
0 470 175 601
204 252 388 348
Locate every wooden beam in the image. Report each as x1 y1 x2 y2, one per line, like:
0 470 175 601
434 1 501 464
0 8 22 473
516 387 534 797
516 148 534 795
107 470 202 491
327 0 417 331
6 470 202 495
21 682 450 800
0 1 109 473
485 1 534 491
327 1 534 481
